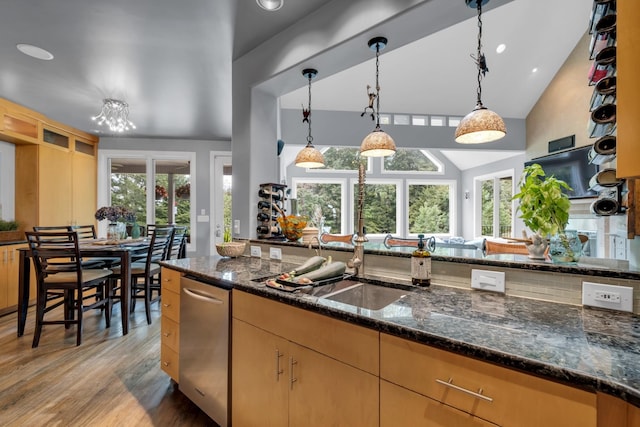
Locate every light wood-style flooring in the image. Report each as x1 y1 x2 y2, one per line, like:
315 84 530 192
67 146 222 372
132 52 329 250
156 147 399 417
0 301 216 426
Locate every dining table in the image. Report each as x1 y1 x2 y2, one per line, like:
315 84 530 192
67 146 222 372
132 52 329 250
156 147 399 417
16 238 150 338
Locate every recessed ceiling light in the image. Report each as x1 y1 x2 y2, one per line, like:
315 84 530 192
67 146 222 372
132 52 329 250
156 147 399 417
496 44 506 54
16 43 54 60
532 67 539 73
256 0 283 11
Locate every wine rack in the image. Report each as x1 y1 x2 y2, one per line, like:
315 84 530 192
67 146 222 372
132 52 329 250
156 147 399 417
256 183 286 239
587 0 625 216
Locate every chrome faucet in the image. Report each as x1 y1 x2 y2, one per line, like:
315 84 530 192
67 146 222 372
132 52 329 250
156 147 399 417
349 161 367 277
307 236 324 259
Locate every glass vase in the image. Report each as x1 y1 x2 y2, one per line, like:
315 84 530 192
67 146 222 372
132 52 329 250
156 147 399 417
107 223 119 241
549 230 583 264
130 224 141 239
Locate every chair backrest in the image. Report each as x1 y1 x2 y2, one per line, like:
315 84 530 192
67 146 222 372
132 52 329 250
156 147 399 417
33 225 69 232
146 224 174 238
142 227 174 272
483 239 529 256
167 226 187 259
70 224 98 240
25 231 84 283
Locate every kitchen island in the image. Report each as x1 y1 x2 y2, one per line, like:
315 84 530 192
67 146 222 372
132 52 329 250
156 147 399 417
160 255 640 426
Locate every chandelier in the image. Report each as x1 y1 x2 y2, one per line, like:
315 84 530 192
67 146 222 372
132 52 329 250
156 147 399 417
92 98 136 133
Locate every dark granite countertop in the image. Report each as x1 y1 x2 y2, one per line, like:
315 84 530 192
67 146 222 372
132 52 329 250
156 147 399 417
161 255 640 407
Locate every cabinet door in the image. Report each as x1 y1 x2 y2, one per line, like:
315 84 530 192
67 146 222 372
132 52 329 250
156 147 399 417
6 244 23 308
381 380 498 427
0 247 9 309
288 342 379 427
38 144 72 226
71 151 97 225
232 319 289 427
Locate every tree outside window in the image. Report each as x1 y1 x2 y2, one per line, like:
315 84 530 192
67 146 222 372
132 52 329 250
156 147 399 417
295 182 342 233
353 182 397 234
408 183 450 234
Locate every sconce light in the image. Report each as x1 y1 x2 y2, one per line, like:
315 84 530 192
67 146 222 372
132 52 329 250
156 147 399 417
454 0 506 144
295 68 325 168
360 37 396 157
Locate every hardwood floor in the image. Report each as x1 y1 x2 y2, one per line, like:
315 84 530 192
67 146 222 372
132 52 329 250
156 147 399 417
0 301 217 426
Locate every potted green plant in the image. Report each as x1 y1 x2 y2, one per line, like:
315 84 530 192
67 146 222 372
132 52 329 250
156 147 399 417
0 219 21 242
512 164 581 262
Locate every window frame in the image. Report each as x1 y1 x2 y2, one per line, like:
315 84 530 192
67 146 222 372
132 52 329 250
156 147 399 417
350 177 403 239
290 177 348 234
406 178 457 238
382 148 444 176
473 168 515 238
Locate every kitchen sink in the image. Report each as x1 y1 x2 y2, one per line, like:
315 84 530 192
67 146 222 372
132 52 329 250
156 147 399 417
319 282 408 310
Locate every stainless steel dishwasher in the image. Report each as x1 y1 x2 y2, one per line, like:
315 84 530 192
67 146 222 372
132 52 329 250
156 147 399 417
179 275 231 427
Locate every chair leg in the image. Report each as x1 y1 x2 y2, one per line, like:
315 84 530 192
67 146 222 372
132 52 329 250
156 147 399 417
144 277 152 325
130 278 137 313
76 289 83 346
32 285 46 348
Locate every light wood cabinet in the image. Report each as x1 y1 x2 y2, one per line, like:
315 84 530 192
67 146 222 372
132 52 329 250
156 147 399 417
381 380 498 427
232 290 379 427
160 267 181 382
0 244 34 315
598 393 640 427
380 333 597 427
617 1 640 179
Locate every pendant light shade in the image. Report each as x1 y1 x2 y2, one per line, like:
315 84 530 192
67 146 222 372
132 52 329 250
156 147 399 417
454 104 506 144
295 68 325 168
360 37 396 157
454 0 506 144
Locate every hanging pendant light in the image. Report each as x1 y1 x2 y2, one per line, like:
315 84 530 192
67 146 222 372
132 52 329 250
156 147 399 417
454 0 506 144
360 37 396 157
295 68 325 168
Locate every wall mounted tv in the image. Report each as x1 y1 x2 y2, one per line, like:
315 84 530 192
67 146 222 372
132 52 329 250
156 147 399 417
524 146 599 199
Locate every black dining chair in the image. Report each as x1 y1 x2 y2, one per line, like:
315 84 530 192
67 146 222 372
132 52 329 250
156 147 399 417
166 226 188 259
25 231 114 347
108 227 173 325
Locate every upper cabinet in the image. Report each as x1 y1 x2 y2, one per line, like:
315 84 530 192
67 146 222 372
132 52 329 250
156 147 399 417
617 1 639 178
1 98 100 230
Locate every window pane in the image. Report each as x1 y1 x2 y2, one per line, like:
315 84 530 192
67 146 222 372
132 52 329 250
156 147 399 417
320 147 361 171
295 182 342 233
499 177 513 238
384 149 440 172
481 179 494 236
354 183 397 234
408 184 450 234
110 158 147 226
155 160 191 234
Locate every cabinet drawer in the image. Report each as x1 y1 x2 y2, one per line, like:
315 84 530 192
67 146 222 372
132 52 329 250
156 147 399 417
381 333 596 427
381 380 498 427
161 289 180 323
234 290 379 375
161 315 180 352
161 343 179 382
161 267 181 294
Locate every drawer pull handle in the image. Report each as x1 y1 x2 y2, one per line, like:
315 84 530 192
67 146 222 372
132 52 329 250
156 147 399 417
289 357 298 390
275 349 284 381
435 378 493 402
162 332 171 337
163 361 169 367
162 303 171 308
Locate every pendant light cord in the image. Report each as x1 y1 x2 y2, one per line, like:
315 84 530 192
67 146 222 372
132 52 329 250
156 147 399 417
476 1 484 107
375 42 381 128
307 73 313 144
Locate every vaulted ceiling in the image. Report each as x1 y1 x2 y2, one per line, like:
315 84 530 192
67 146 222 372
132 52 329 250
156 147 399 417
1 0 592 144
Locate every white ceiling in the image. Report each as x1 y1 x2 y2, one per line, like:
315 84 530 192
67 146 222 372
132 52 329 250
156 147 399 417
0 0 593 149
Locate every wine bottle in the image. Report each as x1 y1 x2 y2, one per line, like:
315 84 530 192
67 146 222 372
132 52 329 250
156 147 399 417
257 212 278 222
257 225 280 234
258 188 283 201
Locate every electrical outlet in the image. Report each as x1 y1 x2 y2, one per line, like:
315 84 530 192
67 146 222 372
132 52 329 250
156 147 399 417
582 282 633 312
471 269 505 293
250 246 261 257
269 247 282 260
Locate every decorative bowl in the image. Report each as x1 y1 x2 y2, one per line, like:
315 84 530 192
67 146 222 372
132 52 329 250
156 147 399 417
277 215 308 241
216 241 246 257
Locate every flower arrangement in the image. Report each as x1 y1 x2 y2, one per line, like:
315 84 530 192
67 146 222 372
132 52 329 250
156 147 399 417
155 185 168 200
95 206 136 223
176 183 190 199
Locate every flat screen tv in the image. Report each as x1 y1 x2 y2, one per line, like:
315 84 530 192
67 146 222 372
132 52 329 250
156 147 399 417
524 146 599 199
